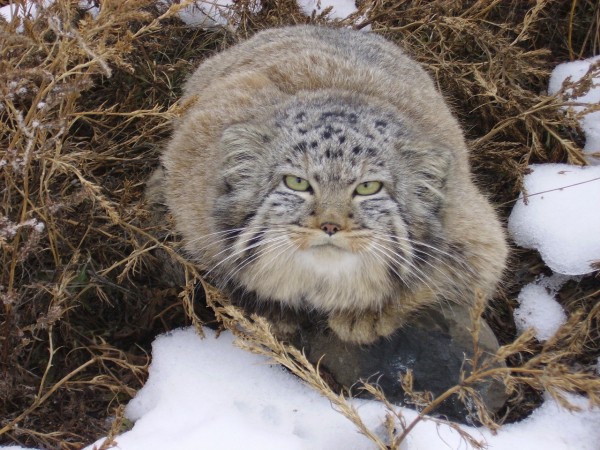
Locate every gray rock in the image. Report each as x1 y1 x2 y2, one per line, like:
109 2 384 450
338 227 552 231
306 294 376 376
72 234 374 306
293 304 507 424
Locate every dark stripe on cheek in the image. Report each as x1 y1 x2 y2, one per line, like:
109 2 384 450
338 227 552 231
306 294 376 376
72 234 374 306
386 195 410 226
227 211 258 239
273 190 309 202
247 229 265 249
386 229 410 279
244 228 267 259
242 211 257 227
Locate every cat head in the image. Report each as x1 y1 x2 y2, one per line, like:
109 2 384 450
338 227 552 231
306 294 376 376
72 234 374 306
206 93 455 307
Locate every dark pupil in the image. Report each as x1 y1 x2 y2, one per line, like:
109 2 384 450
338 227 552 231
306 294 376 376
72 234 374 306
363 183 369 188
296 178 303 184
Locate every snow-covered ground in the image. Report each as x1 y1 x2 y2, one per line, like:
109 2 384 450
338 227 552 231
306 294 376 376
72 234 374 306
513 278 568 342
0 0 51 31
2 2 599 450
170 0 361 27
548 56 600 165
80 328 598 450
508 163 600 276
298 0 359 20
3 326 600 450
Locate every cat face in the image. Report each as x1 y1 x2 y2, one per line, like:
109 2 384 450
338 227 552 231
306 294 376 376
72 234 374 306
207 94 453 311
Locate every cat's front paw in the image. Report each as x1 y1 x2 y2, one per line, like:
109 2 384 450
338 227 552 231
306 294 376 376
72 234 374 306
328 310 401 345
268 318 300 339
260 307 303 340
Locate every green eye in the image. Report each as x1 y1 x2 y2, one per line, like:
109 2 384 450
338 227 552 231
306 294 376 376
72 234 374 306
354 181 382 196
284 175 311 192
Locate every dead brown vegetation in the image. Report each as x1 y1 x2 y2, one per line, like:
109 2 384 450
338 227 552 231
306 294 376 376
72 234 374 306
1 0 599 448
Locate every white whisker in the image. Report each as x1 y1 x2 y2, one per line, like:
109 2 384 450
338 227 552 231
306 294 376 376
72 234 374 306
223 239 296 287
369 241 434 291
370 234 460 288
374 233 471 274
205 232 289 277
200 229 288 265
370 232 468 268
186 226 288 250
239 243 297 287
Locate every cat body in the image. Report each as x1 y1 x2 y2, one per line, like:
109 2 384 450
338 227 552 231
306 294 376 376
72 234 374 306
157 26 508 344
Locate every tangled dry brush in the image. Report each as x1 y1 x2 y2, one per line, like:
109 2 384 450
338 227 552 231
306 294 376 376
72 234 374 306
1 0 599 448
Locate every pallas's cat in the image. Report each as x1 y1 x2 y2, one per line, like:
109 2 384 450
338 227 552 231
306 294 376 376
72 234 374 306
151 26 508 344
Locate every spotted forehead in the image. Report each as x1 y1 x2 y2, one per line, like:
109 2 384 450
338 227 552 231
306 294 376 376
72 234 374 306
274 105 405 177
277 106 398 139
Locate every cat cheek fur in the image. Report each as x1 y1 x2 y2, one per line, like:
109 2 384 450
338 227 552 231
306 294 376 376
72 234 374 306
219 123 273 186
396 145 453 206
213 124 277 228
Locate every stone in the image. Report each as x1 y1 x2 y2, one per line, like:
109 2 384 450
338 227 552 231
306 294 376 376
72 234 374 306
293 304 507 424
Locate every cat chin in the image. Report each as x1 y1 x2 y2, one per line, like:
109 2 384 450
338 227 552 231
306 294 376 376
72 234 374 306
238 245 393 312
295 245 362 277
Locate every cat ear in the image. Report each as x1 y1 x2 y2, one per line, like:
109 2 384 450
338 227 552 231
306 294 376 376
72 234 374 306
409 145 454 205
219 123 273 184
221 123 273 150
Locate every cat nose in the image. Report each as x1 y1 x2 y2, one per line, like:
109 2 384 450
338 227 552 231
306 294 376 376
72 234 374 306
320 222 341 236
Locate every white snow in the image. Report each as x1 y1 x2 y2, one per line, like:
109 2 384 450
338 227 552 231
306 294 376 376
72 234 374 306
548 56 600 165
298 0 358 20
85 328 387 450
481 392 600 450
158 0 260 28
507 163 600 275
508 56 600 346
514 279 567 342
0 0 53 31
1 0 365 30
0 447 41 450
78 0 100 19
77 327 600 450
0 217 45 240
2 1 236 29
170 0 235 27
33 220 45 233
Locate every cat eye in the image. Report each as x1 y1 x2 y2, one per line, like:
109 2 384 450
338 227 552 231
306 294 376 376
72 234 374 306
284 175 311 192
354 181 382 196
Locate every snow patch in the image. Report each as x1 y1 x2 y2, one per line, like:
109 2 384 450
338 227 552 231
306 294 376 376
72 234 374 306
548 55 600 165
0 1 53 32
0 447 41 450
298 0 358 19
514 278 567 342
158 0 250 28
0 217 45 240
174 0 234 27
507 163 600 275
78 1 100 19
487 392 600 450
80 327 600 450
85 328 387 450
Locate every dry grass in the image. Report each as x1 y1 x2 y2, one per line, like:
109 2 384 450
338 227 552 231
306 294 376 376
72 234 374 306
1 0 599 448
